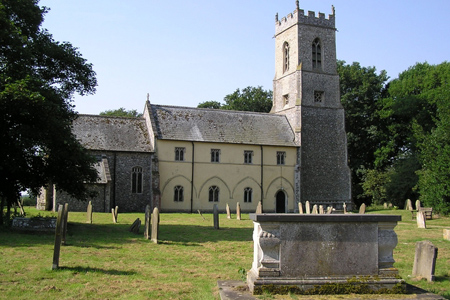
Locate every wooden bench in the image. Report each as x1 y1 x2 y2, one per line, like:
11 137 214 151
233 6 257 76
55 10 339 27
411 207 433 220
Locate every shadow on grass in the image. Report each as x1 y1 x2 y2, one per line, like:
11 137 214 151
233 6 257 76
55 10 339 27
58 266 137 276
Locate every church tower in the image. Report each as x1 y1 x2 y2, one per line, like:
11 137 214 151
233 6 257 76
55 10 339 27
272 2 351 209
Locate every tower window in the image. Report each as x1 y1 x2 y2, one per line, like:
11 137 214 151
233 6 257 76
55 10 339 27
244 150 253 164
244 187 253 203
277 151 286 165
209 186 219 202
283 94 289 106
211 149 220 163
312 38 322 70
283 42 290 73
174 185 184 202
175 147 185 161
131 166 143 194
314 90 324 103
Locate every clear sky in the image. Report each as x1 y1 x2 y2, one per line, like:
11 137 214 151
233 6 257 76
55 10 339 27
38 0 449 115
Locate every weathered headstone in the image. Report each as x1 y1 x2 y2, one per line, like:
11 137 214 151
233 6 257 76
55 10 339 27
388 203 393 208
144 205 150 239
111 208 116 223
359 203 366 214
86 201 93 224
151 207 160 244
311 204 318 214
213 204 219 229
417 211 426 229
443 229 450 241
61 203 69 246
129 218 141 234
319 205 324 214
226 203 231 219
298 202 303 214
305 201 311 214
114 206 119 222
256 201 262 214
327 206 333 214
405 199 413 211
412 240 438 282
236 202 241 220
383 202 388 209
343 202 347 214
52 204 64 270
415 200 421 210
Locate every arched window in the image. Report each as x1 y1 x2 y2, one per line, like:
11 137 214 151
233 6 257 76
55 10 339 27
209 186 219 202
174 186 184 202
244 187 252 203
131 166 143 194
312 38 322 70
283 42 290 73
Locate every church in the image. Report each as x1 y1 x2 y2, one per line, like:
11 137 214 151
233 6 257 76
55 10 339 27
37 2 351 213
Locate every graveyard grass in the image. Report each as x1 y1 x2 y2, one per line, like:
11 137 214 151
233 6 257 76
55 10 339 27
0 207 449 300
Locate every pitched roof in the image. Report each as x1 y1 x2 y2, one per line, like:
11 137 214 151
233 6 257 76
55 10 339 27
149 104 296 147
73 115 153 152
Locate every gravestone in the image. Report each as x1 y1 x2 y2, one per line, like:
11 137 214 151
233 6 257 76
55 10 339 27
52 204 64 270
305 201 311 214
412 240 438 281
443 229 450 241
298 202 303 214
226 203 231 219
415 200 421 210
86 201 93 224
256 201 262 214
327 206 333 214
359 203 366 214
311 205 318 214
114 206 119 222
144 205 150 239
129 218 141 234
417 211 426 229
383 202 388 209
213 204 219 229
111 208 117 223
197 209 205 221
405 199 413 211
343 202 347 214
61 203 69 246
151 207 160 244
236 202 241 220
319 205 324 214
388 203 393 208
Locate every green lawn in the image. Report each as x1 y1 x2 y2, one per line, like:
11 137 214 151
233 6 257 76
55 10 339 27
0 207 449 299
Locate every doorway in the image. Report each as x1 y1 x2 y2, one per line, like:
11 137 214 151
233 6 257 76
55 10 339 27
275 190 286 213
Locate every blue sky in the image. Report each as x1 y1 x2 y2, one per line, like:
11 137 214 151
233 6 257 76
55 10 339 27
39 0 450 115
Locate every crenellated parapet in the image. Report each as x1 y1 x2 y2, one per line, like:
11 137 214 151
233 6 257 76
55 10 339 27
275 6 335 36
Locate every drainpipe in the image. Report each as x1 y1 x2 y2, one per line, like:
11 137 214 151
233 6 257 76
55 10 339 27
112 152 116 212
191 142 195 213
260 145 264 212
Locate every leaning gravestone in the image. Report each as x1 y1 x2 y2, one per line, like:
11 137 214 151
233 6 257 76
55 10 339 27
298 202 303 214
226 203 231 219
412 240 438 282
359 203 366 214
255 201 262 214
151 207 160 244
144 205 150 239
86 201 93 224
61 203 69 246
417 211 426 229
114 206 119 222
52 204 64 270
236 202 241 220
305 201 311 214
311 205 318 214
111 208 117 223
129 218 141 234
327 206 333 214
213 204 219 229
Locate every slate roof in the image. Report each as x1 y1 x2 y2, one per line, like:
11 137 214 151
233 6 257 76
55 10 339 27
149 104 296 147
73 115 153 152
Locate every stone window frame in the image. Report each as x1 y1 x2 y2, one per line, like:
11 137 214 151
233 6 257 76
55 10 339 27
283 94 289 107
314 90 324 103
276 151 286 165
283 42 290 73
312 38 322 70
175 147 185 161
211 149 221 163
244 187 253 203
131 166 143 194
244 150 253 164
174 185 184 202
209 186 220 202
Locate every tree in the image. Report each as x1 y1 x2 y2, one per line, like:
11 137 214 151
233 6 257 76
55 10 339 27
0 0 98 223
100 107 142 117
222 86 272 113
197 101 222 109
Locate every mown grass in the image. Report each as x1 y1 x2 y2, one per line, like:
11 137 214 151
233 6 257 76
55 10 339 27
0 207 449 299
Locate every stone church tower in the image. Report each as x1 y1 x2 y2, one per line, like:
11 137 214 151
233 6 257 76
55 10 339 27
271 2 351 209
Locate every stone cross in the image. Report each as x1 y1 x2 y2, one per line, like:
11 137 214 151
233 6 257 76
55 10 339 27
412 240 438 281
256 201 262 214
305 201 311 214
86 201 93 224
417 211 426 229
226 203 231 219
144 205 150 239
236 202 241 220
52 204 64 270
311 204 318 214
359 203 366 214
319 205 324 214
298 202 303 214
151 207 160 244
213 204 219 229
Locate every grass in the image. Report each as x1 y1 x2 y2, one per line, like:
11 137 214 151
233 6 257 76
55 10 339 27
0 207 449 299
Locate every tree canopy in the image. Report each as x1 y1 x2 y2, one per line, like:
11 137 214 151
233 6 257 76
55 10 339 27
100 107 143 118
0 0 98 221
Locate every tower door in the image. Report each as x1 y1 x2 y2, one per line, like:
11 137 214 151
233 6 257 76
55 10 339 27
276 190 286 213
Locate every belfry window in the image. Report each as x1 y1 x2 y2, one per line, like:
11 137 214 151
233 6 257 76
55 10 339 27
174 186 184 202
209 186 219 202
312 38 322 70
131 166 143 194
314 90 324 103
283 42 290 73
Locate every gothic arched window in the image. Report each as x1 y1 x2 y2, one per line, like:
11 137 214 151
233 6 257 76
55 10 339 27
209 186 219 202
174 185 184 202
312 38 322 70
131 166 143 194
244 187 252 203
283 42 290 73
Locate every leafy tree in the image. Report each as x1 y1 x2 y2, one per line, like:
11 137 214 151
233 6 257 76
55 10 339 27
0 0 98 223
197 101 222 109
100 107 142 117
222 86 272 113
337 60 389 206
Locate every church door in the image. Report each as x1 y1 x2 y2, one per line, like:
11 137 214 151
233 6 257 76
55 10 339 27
275 190 286 213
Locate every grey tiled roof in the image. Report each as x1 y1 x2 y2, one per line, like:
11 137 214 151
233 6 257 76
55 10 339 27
73 115 153 152
149 104 296 146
